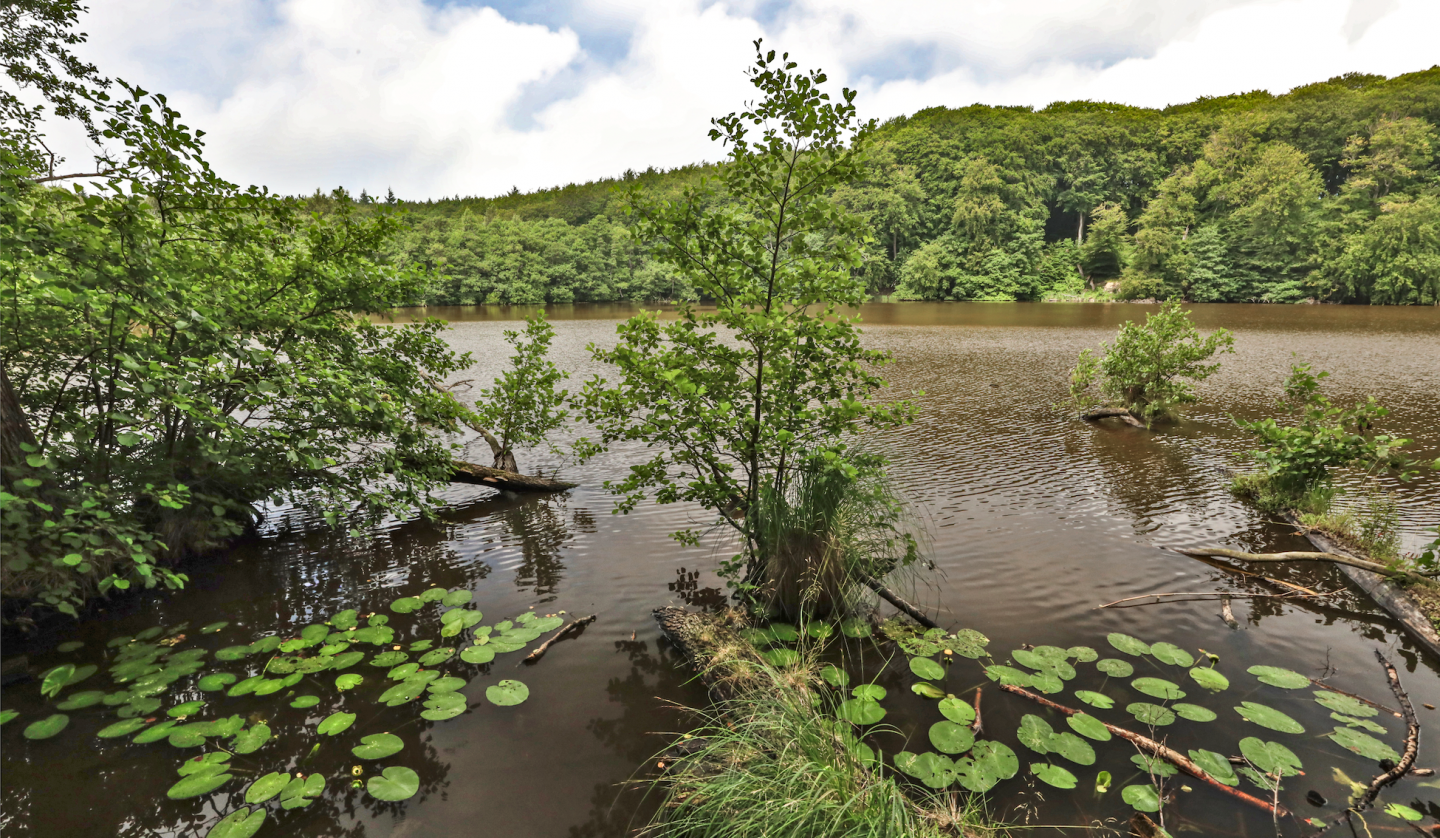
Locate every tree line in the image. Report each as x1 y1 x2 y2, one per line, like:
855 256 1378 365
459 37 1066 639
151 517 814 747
381 66 1440 306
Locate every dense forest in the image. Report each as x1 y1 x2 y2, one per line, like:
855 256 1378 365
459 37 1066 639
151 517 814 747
376 67 1440 306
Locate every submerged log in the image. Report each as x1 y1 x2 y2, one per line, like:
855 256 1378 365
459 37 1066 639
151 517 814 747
1360 650 1421 809
856 571 941 629
448 460 576 493
1080 406 1145 428
522 614 596 664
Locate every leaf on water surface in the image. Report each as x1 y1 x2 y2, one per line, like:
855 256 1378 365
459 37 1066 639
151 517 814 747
460 646 495 665
898 637 943 657
1030 763 1077 789
956 741 1019 793
167 700 206 718
197 673 237 692
840 618 872 638
167 770 233 799
328 651 365 670
419 648 455 667
1248 665 1310 689
1130 753 1178 777
39 664 75 697
486 680 530 707
1313 690 1378 718
1049 732 1096 766
909 657 945 681
352 733 405 760
96 718 149 738
835 698 885 725
1017 715 1055 754
851 684 887 701
205 807 266 838
252 678 287 697
199 621 228 635
1331 713 1386 734
1187 749 1238 785
56 690 105 710
1095 769 1112 792
1172 703 1217 722
441 589 473 607
420 586 448 603
428 677 466 694
290 695 321 709
530 616 563 632
1148 642 1194 668
1029 669 1065 694
806 622 834 640
245 772 290 804
1126 703 1176 727
279 774 324 809
938 697 975 725
767 623 800 642
1107 633 1150 657
390 597 423 614
1131 677 1185 701
1074 690 1115 709
370 651 408 668
421 692 467 721
249 636 282 654
929 720 975 755
215 646 251 662
912 682 946 699
984 665 1033 687
1188 667 1229 691
1384 803 1423 821
232 724 271 754
1238 736 1302 776
1235 701 1305 734
1121 784 1161 812
335 673 363 691
1066 645 1098 663
22 714 68 740
762 649 800 667
485 638 527 654
168 726 209 748
820 665 848 688
367 766 420 802
388 663 420 681
132 720 178 744
227 676 265 697
1095 659 1133 678
1327 726 1400 762
56 641 84 652
317 712 356 736
1067 713 1110 741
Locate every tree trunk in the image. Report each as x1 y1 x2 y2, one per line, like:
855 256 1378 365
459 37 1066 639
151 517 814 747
1077 211 1085 245
0 362 39 477
448 459 575 493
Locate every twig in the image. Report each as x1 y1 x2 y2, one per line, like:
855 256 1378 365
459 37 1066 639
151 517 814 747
1174 547 1429 587
1309 678 1402 719
857 572 939 630
1221 595 1238 628
1176 551 1326 596
970 688 983 736
1097 591 1321 609
521 614 597 665
998 683 1290 817
1359 650 1420 808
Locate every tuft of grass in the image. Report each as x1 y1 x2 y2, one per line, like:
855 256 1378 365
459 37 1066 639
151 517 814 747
1229 471 1333 515
1299 485 1402 565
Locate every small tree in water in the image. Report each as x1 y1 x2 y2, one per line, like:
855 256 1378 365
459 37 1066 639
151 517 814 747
471 311 569 473
1069 300 1234 424
579 43 916 598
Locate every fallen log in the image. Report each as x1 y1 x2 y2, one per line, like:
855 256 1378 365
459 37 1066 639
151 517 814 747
1173 546 1428 586
998 683 1290 818
1080 406 1146 428
856 572 940 630
449 460 577 493
522 614 596 664
1282 512 1440 661
1360 649 1421 808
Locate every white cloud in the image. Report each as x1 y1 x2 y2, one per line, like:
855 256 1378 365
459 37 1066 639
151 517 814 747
54 0 1439 199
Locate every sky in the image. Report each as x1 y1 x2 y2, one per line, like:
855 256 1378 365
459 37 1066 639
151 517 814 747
57 0 1440 200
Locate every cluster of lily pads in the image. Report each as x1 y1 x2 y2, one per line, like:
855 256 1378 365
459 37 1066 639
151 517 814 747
743 619 1429 827
1 586 569 837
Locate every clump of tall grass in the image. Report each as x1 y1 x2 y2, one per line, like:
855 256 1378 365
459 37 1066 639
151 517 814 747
749 451 920 622
649 664 994 838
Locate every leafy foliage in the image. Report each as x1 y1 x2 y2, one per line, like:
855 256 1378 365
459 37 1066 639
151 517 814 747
469 310 568 471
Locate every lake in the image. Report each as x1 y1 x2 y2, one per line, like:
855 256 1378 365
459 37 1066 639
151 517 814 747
3 302 1439 835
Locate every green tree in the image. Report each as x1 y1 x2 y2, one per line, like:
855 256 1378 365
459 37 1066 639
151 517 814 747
1080 201 1129 284
469 311 569 473
579 44 916 589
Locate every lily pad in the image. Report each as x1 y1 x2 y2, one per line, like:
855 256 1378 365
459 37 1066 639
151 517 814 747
1049 732 1096 766
197 673 238 692
1131 677 1185 700
840 619 872 638
279 774 324 809
132 720 179 744
1239 737 1303 776
1327 726 1400 762
1075 690 1115 709
168 726 208 748
1121 783 1161 812
531 616 563 632
388 662 420 681
1095 658 1133 678
1126 702 1176 726
1248 665 1309 689
820 665 849 687
1030 763 1077 789
56 641 84 652
1313 690 1378 718
929 720 975 755
805 622 834 640
249 636 282 654
215 646 251 661
23 714 69 740
421 692 467 721
335 673 363 691
984 665 1032 687
1235 701 1304 734
1149 642 1195 667
1067 713 1111 741
486 679 530 707
1130 753 1177 777
177 752 231 775
1189 667 1229 691
1017 714 1055 754
911 682 946 699
1066 645 1098 662
0 710 18 726
1332 713 1386 733
231 723 271 754
167 700 205 718
200 621 229 634
428 677 466 694
370 651 408 668
419 648 454 667
909 657 945 681
767 623 800 642
1107 633 1150 657
245 772 291 804
96 718 149 738
1384 803 1423 822
367 766 420 802
390 597 424 614
205 807 266 838
290 695 321 709
1188 748 1239 786
955 741 1018 793
1173 703 1218 722
441 589 473 607
836 698 885 725
460 645 495 665
937 697 975 726
55 690 105 710
167 770 233 799
317 711 356 736
851 684 886 701
379 680 426 705
352 732 406 760
948 628 988 658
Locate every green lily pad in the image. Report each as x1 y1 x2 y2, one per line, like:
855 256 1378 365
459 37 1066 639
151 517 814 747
898 636 942 657
167 770 233 799
197 673 238 692
1149 642 1194 668
23 714 69 740
806 622 834 640
1017 714 1055 754
367 766 420 802
531 616 563 632
1066 645 1098 662
840 619 872 638
929 720 976 755
1173 703 1217 722
1235 701 1304 734
232 723 271 754
96 718 149 738
352 732 405 760
215 646 251 661
177 752 231 775
767 623 799 642
1067 713 1111 741
379 680 427 706
460 645 495 665
1384 803 1423 822
245 772 291 804
938 697 975 725
56 641 84 652
205 806 266 838
168 726 208 748
984 665 1032 687
328 651 364 670
299 624 329 644
317 711 355 736
1313 690 1377 717
835 698 885 725
1188 748 1238 786
370 651 408 668
279 774 324 809
1031 763 1078 789
820 665 849 687
1189 667 1229 691
200 621 229 634
1131 677 1185 700
390 597 424 614
39 664 75 697
227 676 264 697
335 673 363 691
290 695 321 709
55 690 105 710
249 636 282 654
388 662 420 681
441 589 472 607
1096 658 1133 678
419 648 455 667
1248 665 1309 689
911 682 946 699
1074 690 1115 709
851 684 886 701
252 678 287 696
486 679 530 707
167 700 205 718
1107 633 1150 657
955 740 1018 792
421 692 467 721
1032 670 1066 694
1049 732 1096 766
1332 713 1386 733
428 677 466 694
1126 702 1176 726
0 710 17 726
909 657 945 681
132 720 179 744
1121 783 1161 812
1327 726 1400 762
1239 737 1303 776
1130 753 1178 777
420 586 448 603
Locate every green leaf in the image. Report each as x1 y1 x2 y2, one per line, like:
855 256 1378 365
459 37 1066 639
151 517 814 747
1067 713 1110 741
55 690 105 710
200 621 229 634
928 721 975 755
1049 732 1096 766
1332 713 1387 733
197 673 237 691
245 772 290 804
231 724 271 754
279 774 324 809
840 619 872 638
1130 753 1178 777
316 711 355 736
1248 665 1309 689
56 641 84 653
96 718 149 738
1187 748 1239 786
335 673 363 691
1172 703 1217 722
418 647 455 667
167 770 233 799
428 677 466 694
820 664 849 687
767 623 799 641
441 589 473 607
937 697 975 725
984 665 1033 687
1131 677 1185 700
132 720 178 744
909 657 945 681
1239 737 1302 776
388 662 420 681
1126 703 1176 726
911 682 946 699
1121 784 1162 812
366 766 420 801
1384 803 1423 822
1074 690 1114 709
177 753 232 776
390 596 423 613
290 695 321 709
1107 632 1150 657
851 684 886 701
1148 642 1194 667
1313 690 1377 717
205 807 266 838
459 645 495 665
370 651 408 668
1066 645 1098 662
1235 701 1304 734
762 648 800 667
1095 770 1112 792
1017 714 1055 754
1095 658 1133 678
167 700 205 718
421 692 467 721
352 733 405 760
955 741 1018 792
40 664 76 698
486 679 530 707
214 646 251 661
1189 667 1229 691
23 714 69 739
420 587 448 603
1030 763 1077 789
1327 726 1400 762
835 698 885 725
0 710 18 726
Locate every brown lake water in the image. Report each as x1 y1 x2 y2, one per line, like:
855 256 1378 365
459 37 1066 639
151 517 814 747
3 302 1440 835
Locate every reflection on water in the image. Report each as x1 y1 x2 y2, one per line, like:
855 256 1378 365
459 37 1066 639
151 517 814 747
4 302 1440 836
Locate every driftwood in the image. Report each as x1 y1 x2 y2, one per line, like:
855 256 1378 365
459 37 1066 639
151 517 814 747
522 614 596 664
1098 591 1322 609
1220 596 1238 629
449 460 576 493
856 572 940 630
998 683 1290 818
1282 512 1440 661
1174 546 1428 586
970 688 983 736
1360 649 1421 808
1080 406 1146 428
1179 552 1325 597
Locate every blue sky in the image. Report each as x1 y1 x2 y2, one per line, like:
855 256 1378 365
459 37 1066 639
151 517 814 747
63 0 1437 199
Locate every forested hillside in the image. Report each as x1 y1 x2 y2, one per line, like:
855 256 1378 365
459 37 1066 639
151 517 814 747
379 68 1440 305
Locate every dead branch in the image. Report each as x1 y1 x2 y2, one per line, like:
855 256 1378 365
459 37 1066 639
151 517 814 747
1176 550 1329 597
970 688 983 737
998 683 1290 818
1173 547 1425 585
522 614 597 665
1098 591 1322 609
449 460 576 493
1220 596 1238 628
1080 406 1146 428
856 572 940 630
1359 649 1421 808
